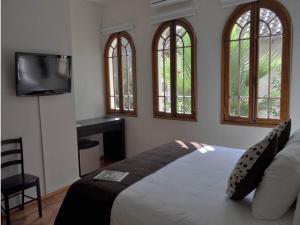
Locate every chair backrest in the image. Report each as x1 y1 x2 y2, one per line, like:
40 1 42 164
1 137 24 176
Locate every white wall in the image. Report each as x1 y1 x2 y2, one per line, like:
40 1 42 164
39 95 79 193
99 0 300 157
1 0 79 196
70 0 105 121
69 0 105 164
289 0 300 132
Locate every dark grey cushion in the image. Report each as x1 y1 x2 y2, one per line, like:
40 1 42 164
227 134 278 200
268 119 291 152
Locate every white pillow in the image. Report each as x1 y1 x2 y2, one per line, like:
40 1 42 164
289 129 300 144
295 192 300 225
252 130 300 220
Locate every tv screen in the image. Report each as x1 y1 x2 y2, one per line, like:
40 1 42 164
15 52 72 96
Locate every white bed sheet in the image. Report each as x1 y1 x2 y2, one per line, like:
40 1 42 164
111 145 293 225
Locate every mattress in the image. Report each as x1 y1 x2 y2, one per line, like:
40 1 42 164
111 145 293 225
55 141 198 225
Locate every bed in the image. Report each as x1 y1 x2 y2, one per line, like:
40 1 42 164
54 141 293 225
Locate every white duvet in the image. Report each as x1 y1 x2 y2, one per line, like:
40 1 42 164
111 145 293 225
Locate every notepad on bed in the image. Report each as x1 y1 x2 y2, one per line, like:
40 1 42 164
93 170 129 182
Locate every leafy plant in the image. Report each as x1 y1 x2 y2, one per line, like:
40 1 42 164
158 25 282 118
228 25 282 118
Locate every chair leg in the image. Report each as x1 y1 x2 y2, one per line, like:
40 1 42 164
36 179 42 218
20 190 25 210
4 195 11 225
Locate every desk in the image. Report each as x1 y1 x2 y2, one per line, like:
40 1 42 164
76 117 126 161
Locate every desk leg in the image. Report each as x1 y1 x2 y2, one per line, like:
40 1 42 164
103 129 125 161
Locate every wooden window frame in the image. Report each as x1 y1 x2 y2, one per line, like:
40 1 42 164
152 18 197 121
104 31 137 116
221 0 292 127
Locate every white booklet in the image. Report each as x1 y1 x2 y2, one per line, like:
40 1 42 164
93 170 129 182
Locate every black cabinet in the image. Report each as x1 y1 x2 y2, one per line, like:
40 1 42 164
76 117 126 161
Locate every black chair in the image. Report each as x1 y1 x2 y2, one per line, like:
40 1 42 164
1 138 42 225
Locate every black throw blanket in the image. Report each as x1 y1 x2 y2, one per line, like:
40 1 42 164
55 141 197 225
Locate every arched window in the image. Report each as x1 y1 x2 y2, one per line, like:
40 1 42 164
152 19 196 121
104 32 137 116
222 0 291 126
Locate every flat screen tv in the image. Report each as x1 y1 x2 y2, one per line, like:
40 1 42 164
15 52 72 96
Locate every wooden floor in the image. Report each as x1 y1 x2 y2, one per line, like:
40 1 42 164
1 188 68 225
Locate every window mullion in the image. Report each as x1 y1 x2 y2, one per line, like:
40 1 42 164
250 3 259 123
117 34 123 113
170 21 177 116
